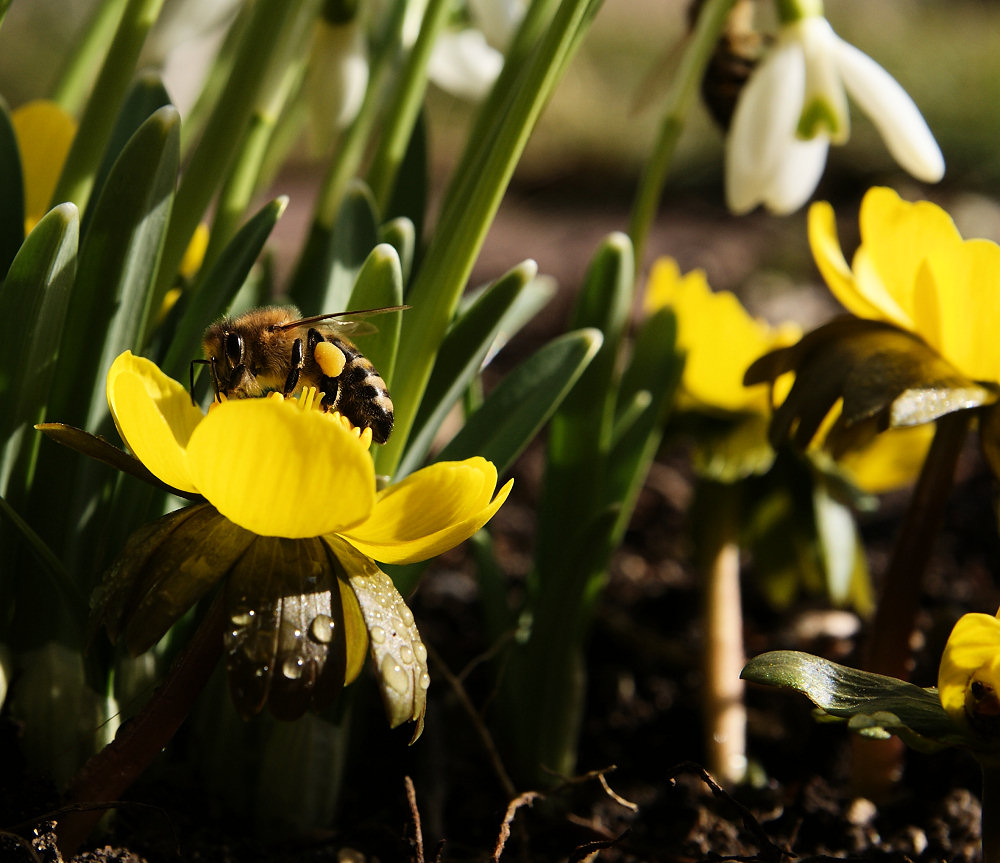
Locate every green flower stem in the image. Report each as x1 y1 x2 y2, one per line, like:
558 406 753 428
982 766 1000 863
311 0 408 232
56 593 226 856
201 57 304 277
375 0 599 476
626 0 735 271
49 0 166 212
697 480 747 786
853 410 971 795
150 0 313 320
50 0 129 115
774 0 823 25
366 0 453 212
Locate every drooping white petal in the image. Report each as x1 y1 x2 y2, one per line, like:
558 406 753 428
428 29 504 101
832 36 944 182
468 0 526 50
725 37 806 214
797 17 850 143
762 135 829 215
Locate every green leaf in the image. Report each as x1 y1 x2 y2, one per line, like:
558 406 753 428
746 317 997 451
50 105 180 433
292 180 379 315
379 217 415 287
535 233 632 580
0 98 24 275
83 71 172 238
742 650 966 753
383 109 427 247
811 470 866 609
345 244 404 390
160 196 288 382
435 328 603 475
0 205 79 500
397 260 539 477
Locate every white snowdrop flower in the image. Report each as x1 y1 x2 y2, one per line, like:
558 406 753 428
725 2 944 215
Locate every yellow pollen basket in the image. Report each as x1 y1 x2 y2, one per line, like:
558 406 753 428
314 341 347 378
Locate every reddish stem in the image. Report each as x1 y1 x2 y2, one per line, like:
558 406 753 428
56 594 225 856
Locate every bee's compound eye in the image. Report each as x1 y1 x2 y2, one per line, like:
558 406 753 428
225 332 243 365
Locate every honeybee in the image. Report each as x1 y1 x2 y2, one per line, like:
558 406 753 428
194 305 404 444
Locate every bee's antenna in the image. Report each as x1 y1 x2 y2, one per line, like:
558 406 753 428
189 358 216 405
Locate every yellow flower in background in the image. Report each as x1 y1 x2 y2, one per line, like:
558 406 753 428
810 186 1000 384
644 257 800 414
939 611 1000 741
12 100 77 231
100 351 512 730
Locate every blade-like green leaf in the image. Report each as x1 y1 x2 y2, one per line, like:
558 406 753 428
35 422 199 499
397 260 539 477
161 196 288 381
382 109 427 247
0 98 24 275
435 328 603 475
345 244 404 390
742 650 965 752
604 304 682 542
292 180 379 315
379 217 415 287
82 71 172 238
0 205 79 500
49 105 180 432
535 233 632 581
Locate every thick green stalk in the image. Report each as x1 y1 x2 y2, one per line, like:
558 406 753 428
50 0 130 115
626 0 736 269
375 0 601 476
50 0 166 212
366 0 452 211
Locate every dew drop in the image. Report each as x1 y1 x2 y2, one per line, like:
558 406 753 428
400 607 414 626
293 629 302 639
399 645 414 664
370 625 386 644
419 672 431 690
309 614 335 643
380 655 409 694
282 657 305 679
414 643 427 663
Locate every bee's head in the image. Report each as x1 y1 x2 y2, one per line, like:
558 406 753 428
202 322 246 385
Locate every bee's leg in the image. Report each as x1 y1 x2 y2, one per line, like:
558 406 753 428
282 337 305 395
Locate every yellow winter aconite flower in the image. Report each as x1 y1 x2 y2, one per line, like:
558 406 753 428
101 351 512 731
939 611 1000 741
810 186 1000 384
107 351 511 550
11 100 77 231
644 257 800 414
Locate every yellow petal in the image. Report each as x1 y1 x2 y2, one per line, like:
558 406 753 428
342 458 512 564
920 237 1000 382
836 424 934 494
857 187 961 327
646 256 798 413
808 199 888 321
12 100 76 230
106 352 202 493
186 397 376 538
938 612 1000 729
